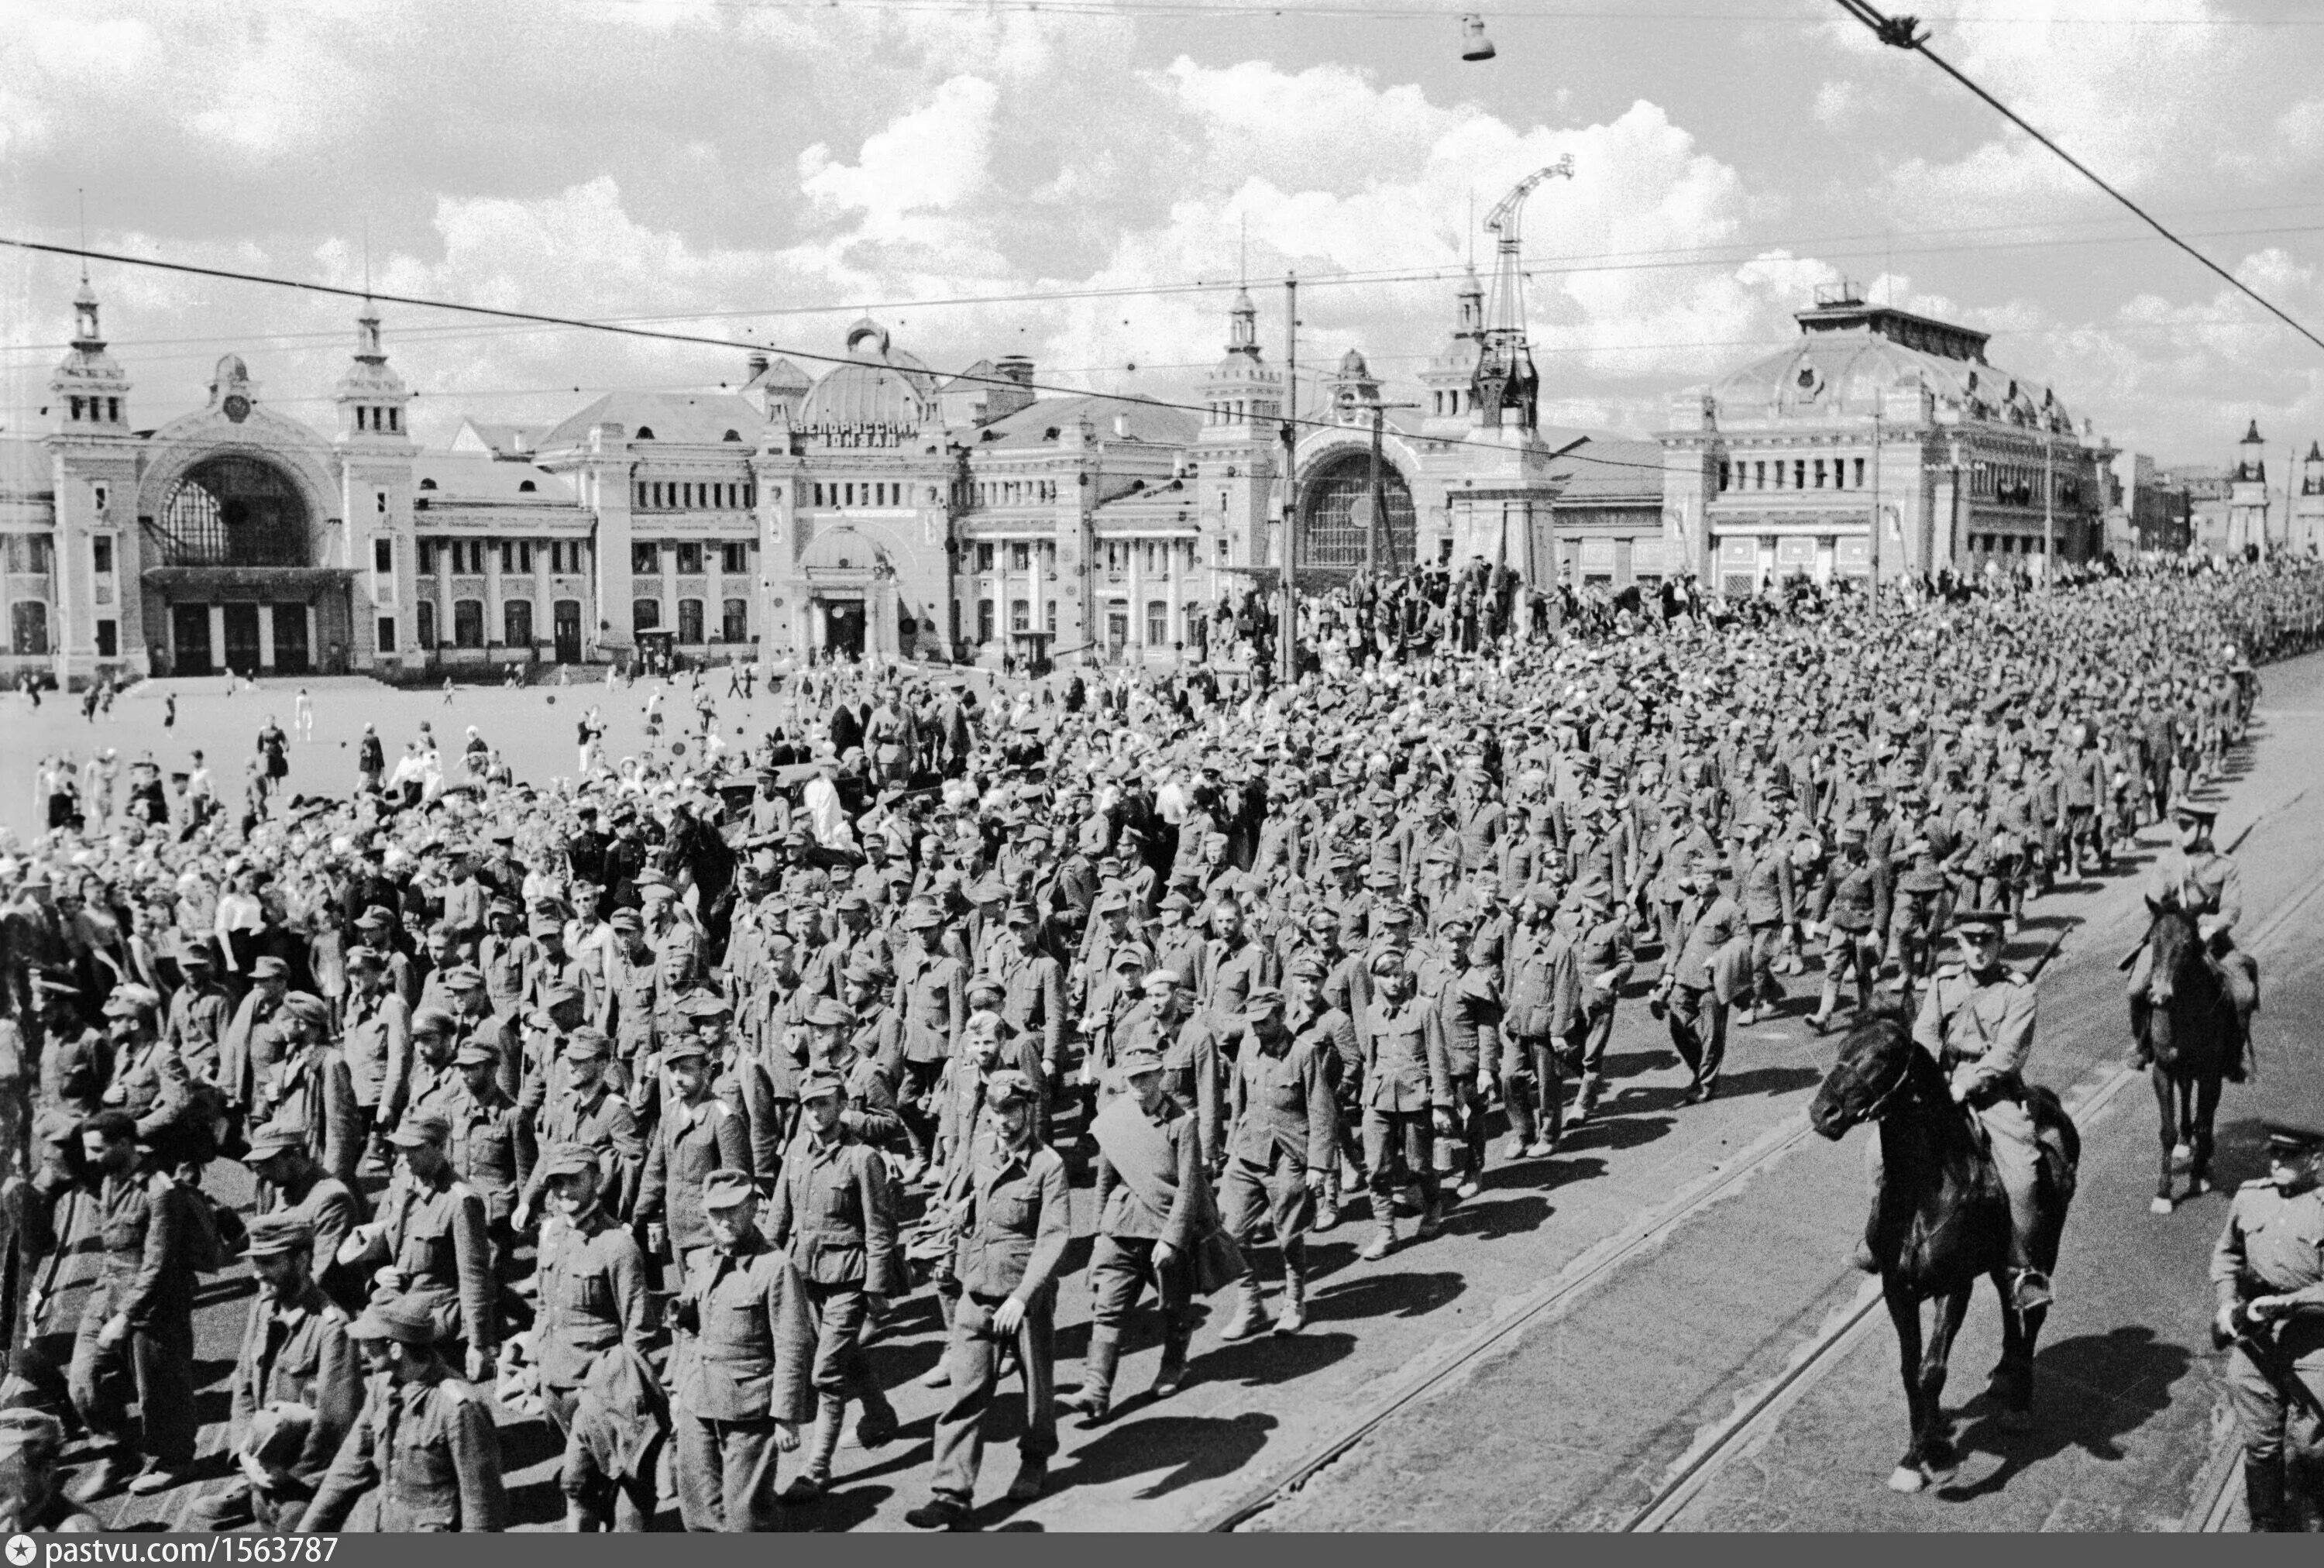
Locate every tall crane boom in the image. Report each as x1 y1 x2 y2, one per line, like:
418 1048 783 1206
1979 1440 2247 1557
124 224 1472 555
1473 155 1573 431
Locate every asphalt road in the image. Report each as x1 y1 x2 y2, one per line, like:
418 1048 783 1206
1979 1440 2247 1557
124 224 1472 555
1246 648 2324 1534
53 650 2324 1532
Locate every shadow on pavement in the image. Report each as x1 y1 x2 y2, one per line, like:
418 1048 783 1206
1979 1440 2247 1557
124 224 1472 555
1305 1268 1466 1325
1937 1324 2194 1504
1048 1408 1279 1501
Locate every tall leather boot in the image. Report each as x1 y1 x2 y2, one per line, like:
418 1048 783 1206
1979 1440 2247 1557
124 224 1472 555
1315 1167 1341 1232
2244 1455 2288 1533
1061 1330 1119 1424
1150 1315 1191 1400
848 1375 900 1449
1360 1209 1399 1261
1274 1256 1308 1336
1218 1274 1270 1341
782 1393 845 1501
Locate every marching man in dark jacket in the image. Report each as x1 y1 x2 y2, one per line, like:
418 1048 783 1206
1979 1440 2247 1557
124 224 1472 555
906 1068 1069 1528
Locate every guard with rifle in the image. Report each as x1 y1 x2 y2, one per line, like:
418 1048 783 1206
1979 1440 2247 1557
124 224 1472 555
2209 1117 2324 1532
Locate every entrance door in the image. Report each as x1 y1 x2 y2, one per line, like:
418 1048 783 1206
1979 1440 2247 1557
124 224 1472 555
270 604 310 674
222 603 263 675
172 603 214 676
1106 607 1129 660
554 600 583 663
822 600 865 658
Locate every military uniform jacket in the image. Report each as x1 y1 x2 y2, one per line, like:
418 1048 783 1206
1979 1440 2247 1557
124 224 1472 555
1362 996 1453 1113
2209 1181 2324 1367
1910 962 2036 1101
519 1079 645 1211
636 1093 751 1255
1091 1095 1204 1248
443 1082 530 1224
1673 893 1747 995
340 985 413 1123
1737 849 1797 927
91 1169 198 1330
232 1284 363 1494
672 1230 817 1424
1506 925 1580 1040
1226 1030 1337 1173
767 1127 899 1295
897 940 965 1067
2153 848 2244 938
951 1139 1071 1303
163 981 232 1083
299 1366 507 1533
1812 858 1893 935
367 1172 496 1350
536 1208 651 1390
1425 960 1503 1079
993 943 1066 1075
1117 1002 1222 1168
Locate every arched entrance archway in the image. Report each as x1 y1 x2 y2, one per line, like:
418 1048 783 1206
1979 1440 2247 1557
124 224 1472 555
142 453 352 678
153 456 315 566
1299 449 1417 576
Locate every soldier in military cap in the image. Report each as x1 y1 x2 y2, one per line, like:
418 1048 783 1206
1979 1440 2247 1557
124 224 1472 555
634 1035 752 1288
768 1068 902 1497
442 1040 529 1280
66 1109 202 1501
160 941 232 1088
1359 941 1451 1261
905 1068 1069 1528
2128 792 2257 1072
1898 910 2053 1312
531 1143 661 1532
260 992 361 1196
1807 820 1892 1034
183 1213 362 1533
1064 1042 1209 1422
2209 1118 2324 1531
339 944 412 1174
95 984 197 1145
514 1027 644 1233
242 1119 361 1312
1284 950 1363 1229
669 1167 817 1532
802 995 904 1152
218 953 294 1123
1219 985 1336 1338
297 1294 508 1532
336 1112 498 1379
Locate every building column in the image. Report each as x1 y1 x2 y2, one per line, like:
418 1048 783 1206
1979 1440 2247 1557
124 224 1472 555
256 603 277 671
1126 540 1143 661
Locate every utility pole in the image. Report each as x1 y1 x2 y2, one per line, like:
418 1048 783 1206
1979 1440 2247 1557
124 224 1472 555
1868 411 1882 590
1362 399 1421 576
1280 273 1299 686
2042 431 2055 588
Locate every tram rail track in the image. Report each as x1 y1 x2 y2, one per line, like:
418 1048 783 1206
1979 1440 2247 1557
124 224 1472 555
1202 775 2319 1535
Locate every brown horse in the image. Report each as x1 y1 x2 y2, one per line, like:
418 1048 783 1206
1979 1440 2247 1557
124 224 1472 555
1810 1016 2079 1493
2134 904 2235 1213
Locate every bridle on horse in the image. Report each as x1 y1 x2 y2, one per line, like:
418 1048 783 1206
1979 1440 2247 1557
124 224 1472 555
1855 1045 1920 1126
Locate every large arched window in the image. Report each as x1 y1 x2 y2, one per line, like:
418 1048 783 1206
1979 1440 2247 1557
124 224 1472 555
504 600 533 647
676 598 704 644
722 598 748 642
11 601 49 655
1298 449 1418 575
452 600 485 648
151 456 312 566
633 598 661 631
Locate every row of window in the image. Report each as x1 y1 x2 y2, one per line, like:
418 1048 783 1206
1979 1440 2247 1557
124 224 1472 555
1430 388 1473 418
414 538 591 576
957 478 1061 507
1967 533 2053 555
1717 456 1871 493
65 396 123 425
1973 464 2080 508
811 480 927 508
629 541 751 576
352 406 402 434
1205 398 1279 425
631 598 749 643
634 480 755 511
968 599 1207 645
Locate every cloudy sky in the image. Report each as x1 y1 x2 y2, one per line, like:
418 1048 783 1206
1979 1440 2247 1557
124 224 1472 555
4 0 2322 469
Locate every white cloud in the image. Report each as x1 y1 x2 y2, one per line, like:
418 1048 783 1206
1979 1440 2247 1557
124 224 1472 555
799 76 1002 240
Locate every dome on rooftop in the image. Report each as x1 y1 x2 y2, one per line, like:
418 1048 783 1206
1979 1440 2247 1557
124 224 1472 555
796 318 937 432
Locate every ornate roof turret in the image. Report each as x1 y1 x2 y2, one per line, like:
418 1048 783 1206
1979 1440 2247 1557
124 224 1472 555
336 302 412 445
50 273 131 433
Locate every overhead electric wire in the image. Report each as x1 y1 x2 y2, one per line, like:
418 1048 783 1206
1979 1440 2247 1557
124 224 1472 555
0 235 1672 473
1834 0 2324 357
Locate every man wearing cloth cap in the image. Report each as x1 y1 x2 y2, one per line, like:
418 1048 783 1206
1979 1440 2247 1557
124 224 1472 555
441 1039 529 1281
337 1112 498 1380
478 897 540 1026
531 1143 661 1532
895 902 967 1179
802 996 904 1152
669 1167 817 1532
634 1036 752 1289
67 1109 201 1500
160 942 232 1086
258 993 363 1198
1415 909 1501 1198
1899 910 2054 1313
1064 1041 1212 1422
1808 824 1892 1035
992 899 1067 1124
1565 872 1637 1124
1112 969 1222 1172
96 985 199 1147
2209 1118 2324 1531
2127 793 2257 1074
1358 947 1452 1261
904 1068 1069 1527
243 1119 361 1312
1655 860 1746 1106
183 1213 362 1533
1218 985 1336 1339
218 954 294 1126
339 944 414 1173
296 1294 507 1532
514 1028 645 1232
767 1068 902 1494
442 965 522 1104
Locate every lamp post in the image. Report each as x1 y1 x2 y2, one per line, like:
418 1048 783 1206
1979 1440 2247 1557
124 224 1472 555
1279 273 1299 686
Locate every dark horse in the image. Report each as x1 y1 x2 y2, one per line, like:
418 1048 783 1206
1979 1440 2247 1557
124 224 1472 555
2134 903 2236 1213
1810 1017 2079 1492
